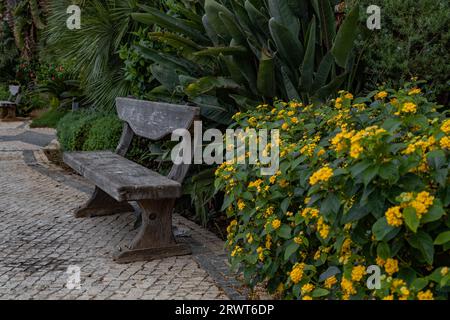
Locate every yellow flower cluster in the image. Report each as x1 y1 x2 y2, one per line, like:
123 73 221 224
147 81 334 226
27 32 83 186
403 136 435 155
417 290 434 300
411 191 435 217
257 247 264 261
331 126 387 159
317 217 330 239
440 136 450 149
271 219 281 230
384 258 399 275
374 91 388 100
290 263 305 284
351 265 366 282
300 207 319 219
231 245 243 257
386 191 435 226
248 179 264 192
237 199 245 210
400 102 417 114
441 119 450 134
309 166 333 185
324 275 337 289
339 238 352 264
341 277 356 297
385 206 403 227
301 283 314 294
408 88 421 95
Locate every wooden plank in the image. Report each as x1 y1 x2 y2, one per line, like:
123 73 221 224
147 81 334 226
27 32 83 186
63 151 182 201
116 97 200 140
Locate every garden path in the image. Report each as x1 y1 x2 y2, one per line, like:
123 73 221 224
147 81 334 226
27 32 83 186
0 120 245 300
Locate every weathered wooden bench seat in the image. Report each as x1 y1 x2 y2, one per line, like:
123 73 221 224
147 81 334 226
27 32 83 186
64 151 182 201
63 97 200 263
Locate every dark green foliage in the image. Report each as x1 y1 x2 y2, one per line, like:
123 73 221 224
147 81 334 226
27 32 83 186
30 108 68 128
126 0 363 124
45 0 147 109
355 0 450 105
57 111 99 151
57 111 124 152
83 115 123 151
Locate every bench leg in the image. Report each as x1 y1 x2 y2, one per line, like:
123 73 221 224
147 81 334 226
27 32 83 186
74 187 134 218
6 106 15 119
113 198 191 264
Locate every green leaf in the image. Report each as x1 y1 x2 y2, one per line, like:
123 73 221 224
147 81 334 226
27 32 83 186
407 231 434 265
363 165 379 186
372 217 396 241
312 288 330 298
319 266 341 282
377 242 391 259
411 278 428 291
257 49 276 97
350 160 372 177
133 7 208 43
403 207 419 233
341 204 369 224
427 150 446 170
312 52 333 92
331 5 360 68
434 231 450 245
194 46 247 57
284 242 300 260
378 162 399 184
269 18 304 69
268 0 300 37
300 17 316 93
320 193 340 221
317 0 336 51
281 198 290 213
277 224 292 239
205 0 235 38
422 205 445 223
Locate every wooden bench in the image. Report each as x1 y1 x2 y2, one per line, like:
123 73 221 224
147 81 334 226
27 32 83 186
0 85 20 120
63 97 200 263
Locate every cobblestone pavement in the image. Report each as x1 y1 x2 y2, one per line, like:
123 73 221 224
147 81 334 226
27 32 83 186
0 121 245 300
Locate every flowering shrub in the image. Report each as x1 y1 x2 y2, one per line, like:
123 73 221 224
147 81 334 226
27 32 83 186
215 82 450 300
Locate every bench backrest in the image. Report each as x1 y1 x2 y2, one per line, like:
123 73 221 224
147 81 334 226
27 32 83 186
115 97 200 183
8 85 20 104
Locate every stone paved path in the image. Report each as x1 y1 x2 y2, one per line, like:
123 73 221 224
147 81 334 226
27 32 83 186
0 121 245 300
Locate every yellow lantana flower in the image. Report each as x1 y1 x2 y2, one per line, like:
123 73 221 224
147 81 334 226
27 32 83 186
309 166 333 185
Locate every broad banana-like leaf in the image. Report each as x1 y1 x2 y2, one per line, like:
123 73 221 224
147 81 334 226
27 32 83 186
331 5 360 68
317 0 336 50
134 45 199 75
148 32 202 51
312 52 333 92
300 17 316 93
202 15 219 46
193 95 234 124
244 0 270 37
218 12 246 44
132 7 209 43
150 64 180 92
268 0 300 38
230 94 260 110
269 18 304 70
205 0 235 38
281 66 301 101
257 49 276 97
194 46 247 57
185 76 241 97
